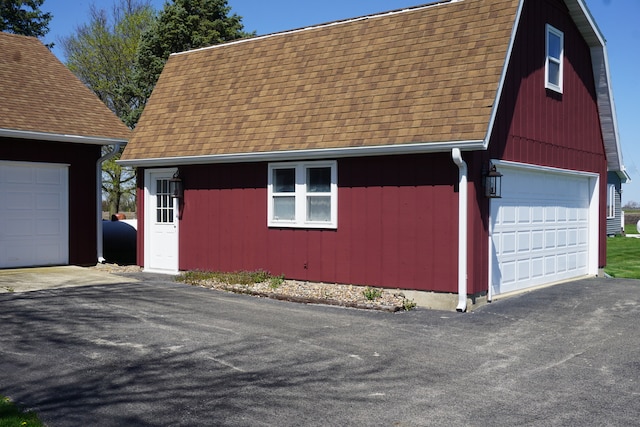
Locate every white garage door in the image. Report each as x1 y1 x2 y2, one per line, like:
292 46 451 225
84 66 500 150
0 161 69 268
490 164 597 296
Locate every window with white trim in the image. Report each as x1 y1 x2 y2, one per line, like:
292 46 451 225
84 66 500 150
545 24 564 93
156 178 174 223
268 161 337 228
607 183 616 219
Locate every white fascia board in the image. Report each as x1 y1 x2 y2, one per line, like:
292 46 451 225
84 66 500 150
117 140 486 168
566 0 625 173
613 168 631 183
491 159 600 179
483 0 525 149
591 46 625 172
0 127 128 145
567 0 606 46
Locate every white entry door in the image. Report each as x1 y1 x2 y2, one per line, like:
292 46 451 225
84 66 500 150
490 163 598 296
145 169 179 273
0 161 69 268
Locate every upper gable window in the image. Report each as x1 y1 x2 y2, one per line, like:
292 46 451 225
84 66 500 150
545 24 564 93
268 160 337 229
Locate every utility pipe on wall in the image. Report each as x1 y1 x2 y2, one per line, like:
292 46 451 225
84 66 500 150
451 148 468 312
97 143 122 263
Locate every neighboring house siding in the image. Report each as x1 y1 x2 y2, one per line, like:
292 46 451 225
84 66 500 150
606 171 622 236
480 0 607 273
0 137 101 265
163 153 461 293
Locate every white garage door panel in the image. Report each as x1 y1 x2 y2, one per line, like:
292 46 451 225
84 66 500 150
0 162 69 268
491 166 594 296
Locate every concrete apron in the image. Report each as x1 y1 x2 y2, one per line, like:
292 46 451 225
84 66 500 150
0 266 135 293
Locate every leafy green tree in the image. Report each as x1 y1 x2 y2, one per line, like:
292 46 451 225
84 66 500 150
61 0 155 128
130 0 254 125
61 0 156 215
0 0 52 47
102 154 137 215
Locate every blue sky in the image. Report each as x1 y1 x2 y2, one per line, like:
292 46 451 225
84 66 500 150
43 0 639 202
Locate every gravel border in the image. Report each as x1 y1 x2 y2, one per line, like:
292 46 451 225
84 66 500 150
193 280 414 312
92 264 415 312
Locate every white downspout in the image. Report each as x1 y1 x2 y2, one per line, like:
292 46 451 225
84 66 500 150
452 148 468 312
96 143 122 263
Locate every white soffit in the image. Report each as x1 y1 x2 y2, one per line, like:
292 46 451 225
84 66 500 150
565 0 624 173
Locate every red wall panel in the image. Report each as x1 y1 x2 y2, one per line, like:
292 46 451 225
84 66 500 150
1 137 102 265
138 0 609 294
473 0 609 285
176 154 461 293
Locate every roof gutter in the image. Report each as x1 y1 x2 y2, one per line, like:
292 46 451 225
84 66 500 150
97 143 123 263
452 148 468 312
0 127 128 146
118 140 486 167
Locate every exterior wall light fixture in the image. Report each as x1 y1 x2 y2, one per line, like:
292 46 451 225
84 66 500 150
485 165 503 198
169 169 184 199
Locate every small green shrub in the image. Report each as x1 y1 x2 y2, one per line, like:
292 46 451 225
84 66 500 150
176 269 274 286
362 286 383 301
0 395 43 427
176 270 215 285
269 274 285 289
402 298 417 311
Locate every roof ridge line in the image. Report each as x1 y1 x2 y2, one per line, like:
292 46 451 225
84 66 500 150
171 0 463 57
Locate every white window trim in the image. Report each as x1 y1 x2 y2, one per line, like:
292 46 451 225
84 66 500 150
268 160 338 229
607 183 616 219
545 24 564 93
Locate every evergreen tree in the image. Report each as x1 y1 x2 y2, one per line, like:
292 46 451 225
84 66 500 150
130 0 254 125
0 0 52 47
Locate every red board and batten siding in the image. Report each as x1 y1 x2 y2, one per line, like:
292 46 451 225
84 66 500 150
137 0 609 295
166 153 460 293
466 0 608 294
1 137 101 265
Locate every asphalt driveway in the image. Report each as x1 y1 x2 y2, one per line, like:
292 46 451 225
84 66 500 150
0 269 639 426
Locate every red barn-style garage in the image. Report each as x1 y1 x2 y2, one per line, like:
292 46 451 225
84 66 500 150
0 33 130 268
120 0 626 310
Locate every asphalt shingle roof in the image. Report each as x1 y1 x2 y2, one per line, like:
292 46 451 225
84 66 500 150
122 0 519 161
0 32 130 141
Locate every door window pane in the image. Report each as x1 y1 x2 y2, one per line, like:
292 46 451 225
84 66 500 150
156 178 174 223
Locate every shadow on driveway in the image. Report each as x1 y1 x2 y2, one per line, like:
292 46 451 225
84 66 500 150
0 275 638 426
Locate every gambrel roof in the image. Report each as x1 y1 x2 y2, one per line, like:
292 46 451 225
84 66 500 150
122 0 519 162
120 0 624 174
0 32 130 144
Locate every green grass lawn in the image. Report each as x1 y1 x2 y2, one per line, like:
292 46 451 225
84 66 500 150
605 225 640 278
0 396 42 427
